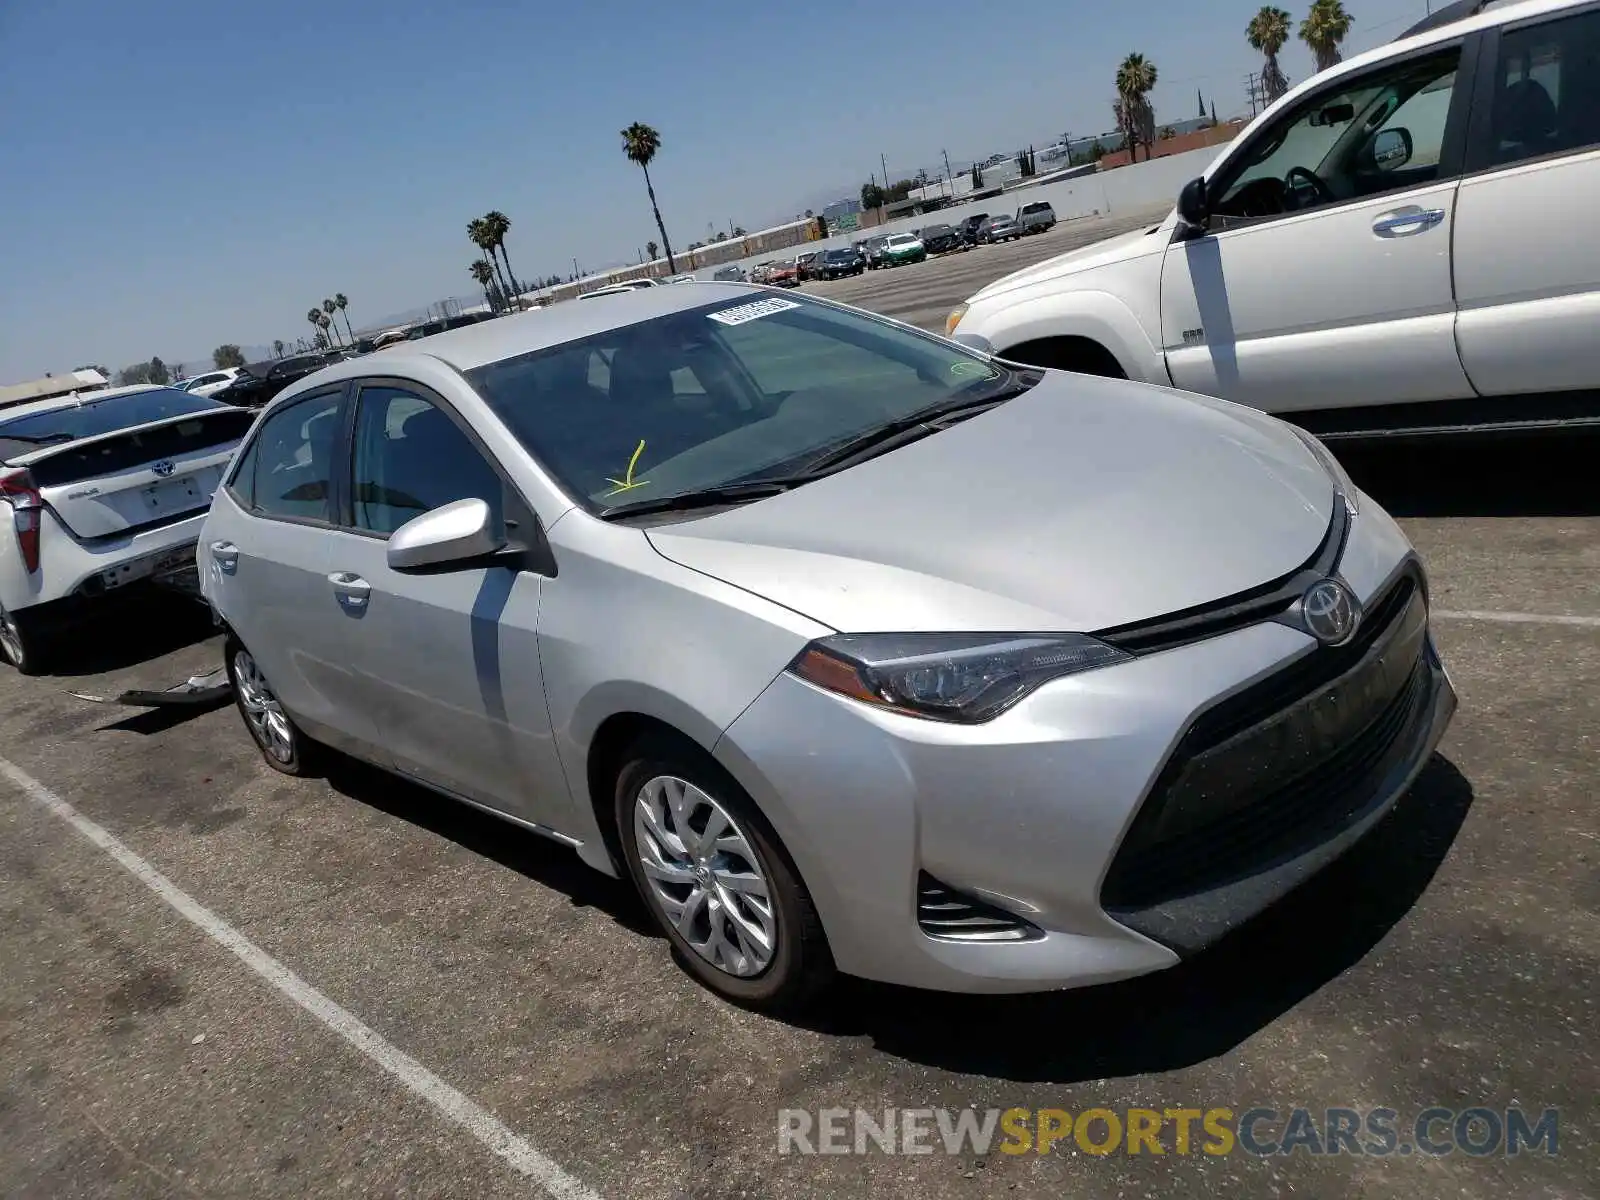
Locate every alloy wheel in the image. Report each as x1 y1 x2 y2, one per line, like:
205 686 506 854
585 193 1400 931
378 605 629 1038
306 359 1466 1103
632 775 778 978
0 608 24 668
232 649 295 763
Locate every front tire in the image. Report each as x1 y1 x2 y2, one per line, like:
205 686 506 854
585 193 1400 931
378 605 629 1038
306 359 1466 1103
615 736 833 1012
225 635 318 775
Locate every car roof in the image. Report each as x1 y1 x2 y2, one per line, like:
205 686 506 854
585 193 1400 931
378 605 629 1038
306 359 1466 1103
278 281 763 383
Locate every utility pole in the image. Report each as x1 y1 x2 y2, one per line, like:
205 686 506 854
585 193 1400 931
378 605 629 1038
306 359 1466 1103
880 152 889 191
1243 71 1265 117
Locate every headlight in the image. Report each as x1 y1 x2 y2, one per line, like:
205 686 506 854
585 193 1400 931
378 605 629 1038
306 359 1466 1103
788 632 1129 724
945 304 968 335
1291 426 1359 518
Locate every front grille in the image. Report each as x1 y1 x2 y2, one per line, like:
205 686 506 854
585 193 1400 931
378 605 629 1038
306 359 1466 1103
917 873 1041 942
1101 566 1429 911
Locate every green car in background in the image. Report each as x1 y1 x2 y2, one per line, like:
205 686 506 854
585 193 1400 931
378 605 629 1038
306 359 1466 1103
879 232 927 266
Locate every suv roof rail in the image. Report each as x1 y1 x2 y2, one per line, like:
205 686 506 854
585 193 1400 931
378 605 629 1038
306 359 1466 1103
1398 0 1498 40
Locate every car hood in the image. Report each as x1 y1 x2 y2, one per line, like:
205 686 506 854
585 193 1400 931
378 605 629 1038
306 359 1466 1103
646 375 1334 634
972 222 1168 300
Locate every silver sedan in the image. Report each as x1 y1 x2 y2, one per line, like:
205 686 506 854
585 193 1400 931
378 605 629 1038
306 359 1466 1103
199 283 1455 1011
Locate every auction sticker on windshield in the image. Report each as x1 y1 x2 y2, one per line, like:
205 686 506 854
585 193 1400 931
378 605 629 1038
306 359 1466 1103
708 297 802 326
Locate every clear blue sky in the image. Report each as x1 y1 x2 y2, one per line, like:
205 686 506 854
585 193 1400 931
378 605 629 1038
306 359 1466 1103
0 0 1428 378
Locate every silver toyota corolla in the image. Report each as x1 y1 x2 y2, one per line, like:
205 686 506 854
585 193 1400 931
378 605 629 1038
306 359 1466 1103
199 283 1456 1011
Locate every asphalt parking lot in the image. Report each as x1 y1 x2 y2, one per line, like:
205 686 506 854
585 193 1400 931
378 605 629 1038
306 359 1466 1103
2 213 1597 1199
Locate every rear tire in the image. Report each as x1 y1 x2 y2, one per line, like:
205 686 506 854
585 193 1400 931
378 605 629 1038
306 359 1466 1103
614 734 834 1013
0 606 48 676
225 635 319 775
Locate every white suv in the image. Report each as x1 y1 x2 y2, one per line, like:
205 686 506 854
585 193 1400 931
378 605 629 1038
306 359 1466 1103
949 0 1600 436
0 385 253 672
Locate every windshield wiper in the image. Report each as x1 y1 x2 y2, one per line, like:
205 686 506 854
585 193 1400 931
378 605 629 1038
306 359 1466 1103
800 388 1028 474
0 432 76 446
597 479 799 520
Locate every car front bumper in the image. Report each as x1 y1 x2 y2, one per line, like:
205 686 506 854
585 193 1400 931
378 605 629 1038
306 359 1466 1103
713 499 1456 993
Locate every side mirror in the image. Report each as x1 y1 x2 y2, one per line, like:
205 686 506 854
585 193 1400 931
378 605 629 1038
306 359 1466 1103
1177 177 1210 227
387 497 506 571
1370 127 1413 170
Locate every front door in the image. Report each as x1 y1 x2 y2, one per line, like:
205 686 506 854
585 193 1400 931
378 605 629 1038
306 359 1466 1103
322 381 569 828
1161 41 1474 413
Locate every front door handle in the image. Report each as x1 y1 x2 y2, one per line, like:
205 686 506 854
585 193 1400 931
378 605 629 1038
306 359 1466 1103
1371 206 1446 238
210 541 239 572
327 571 371 607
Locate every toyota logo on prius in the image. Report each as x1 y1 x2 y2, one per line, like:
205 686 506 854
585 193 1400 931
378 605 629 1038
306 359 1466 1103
152 460 175 478
1301 578 1360 646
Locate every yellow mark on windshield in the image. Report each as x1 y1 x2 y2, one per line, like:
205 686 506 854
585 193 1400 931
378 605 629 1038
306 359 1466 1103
949 360 994 379
604 440 650 495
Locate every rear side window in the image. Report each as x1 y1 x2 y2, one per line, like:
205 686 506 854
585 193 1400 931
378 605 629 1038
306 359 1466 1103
1486 8 1600 166
242 393 342 522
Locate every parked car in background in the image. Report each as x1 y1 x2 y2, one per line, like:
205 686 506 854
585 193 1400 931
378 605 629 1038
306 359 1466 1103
200 282 1454 1012
918 224 963 253
767 260 800 287
373 329 411 350
180 368 243 398
978 215 1022 243
878 233 927 266
949 0 1600 438
816 247 866 279
955 214 990 247
667 274 698 284
1015 201 1057 235
858 237 889 269
713 265 748 282
795 251 822 281
212 355 328 409
0 385 253 672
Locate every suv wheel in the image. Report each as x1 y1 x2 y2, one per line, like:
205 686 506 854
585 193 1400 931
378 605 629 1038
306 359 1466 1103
0 606 47 675
615 736 833 1012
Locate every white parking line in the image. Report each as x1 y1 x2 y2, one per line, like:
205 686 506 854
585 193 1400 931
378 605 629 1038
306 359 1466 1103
0 755 602 1200
1433 609 1600 628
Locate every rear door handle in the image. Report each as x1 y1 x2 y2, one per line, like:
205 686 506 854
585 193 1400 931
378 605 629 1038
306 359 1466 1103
210 541 239 572
1371 206 1446 237
327 571 371 607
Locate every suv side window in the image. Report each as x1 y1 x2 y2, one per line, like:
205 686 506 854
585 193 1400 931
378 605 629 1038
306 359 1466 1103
1482 9 1600 167
238 392 341 522
349 385 504 536
1210 47 1463 227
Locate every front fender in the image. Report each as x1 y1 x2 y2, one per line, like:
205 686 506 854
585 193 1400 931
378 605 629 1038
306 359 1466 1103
985 289 1169 385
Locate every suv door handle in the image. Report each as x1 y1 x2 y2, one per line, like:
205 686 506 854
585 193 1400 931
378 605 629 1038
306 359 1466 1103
327 571 371 607
1371 206 1446 237
210 541 239 572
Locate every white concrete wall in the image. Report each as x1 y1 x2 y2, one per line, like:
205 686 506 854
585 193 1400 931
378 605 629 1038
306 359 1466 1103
668 143 1225 280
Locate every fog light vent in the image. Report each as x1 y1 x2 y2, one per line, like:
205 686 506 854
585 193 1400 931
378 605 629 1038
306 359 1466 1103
916 873 1041 942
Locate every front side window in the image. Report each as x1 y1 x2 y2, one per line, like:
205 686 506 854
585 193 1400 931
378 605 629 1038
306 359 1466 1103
349 386 504 536
244 393 341 522
1211 48 1462 225
466 294 1029 511
1484 8 1600 167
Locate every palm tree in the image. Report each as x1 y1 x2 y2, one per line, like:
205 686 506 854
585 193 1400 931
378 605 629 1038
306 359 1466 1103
1248 6 1293 103
483 211 520 299
334 293 354 344
319 299 342 346
307 308 324 346
469 260 497 310
1301 0 1353 74
1115 53 1159 161
273 339 285 359
621 122 676 272
468 217 512 302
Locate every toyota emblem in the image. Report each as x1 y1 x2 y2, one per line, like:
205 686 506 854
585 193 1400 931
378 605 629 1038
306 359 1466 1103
152 460 175 478
1301 578 1360 646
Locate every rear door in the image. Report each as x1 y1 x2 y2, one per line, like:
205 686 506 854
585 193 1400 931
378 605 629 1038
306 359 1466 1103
204 387 382 754
1452 5 1600 396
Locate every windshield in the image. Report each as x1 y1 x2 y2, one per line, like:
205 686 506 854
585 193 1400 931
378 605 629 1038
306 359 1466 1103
466 293 1030 514
824 250 855 260
1020 204 1051 214
886 235 916 246
0 387 223 450
922 225 952 235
